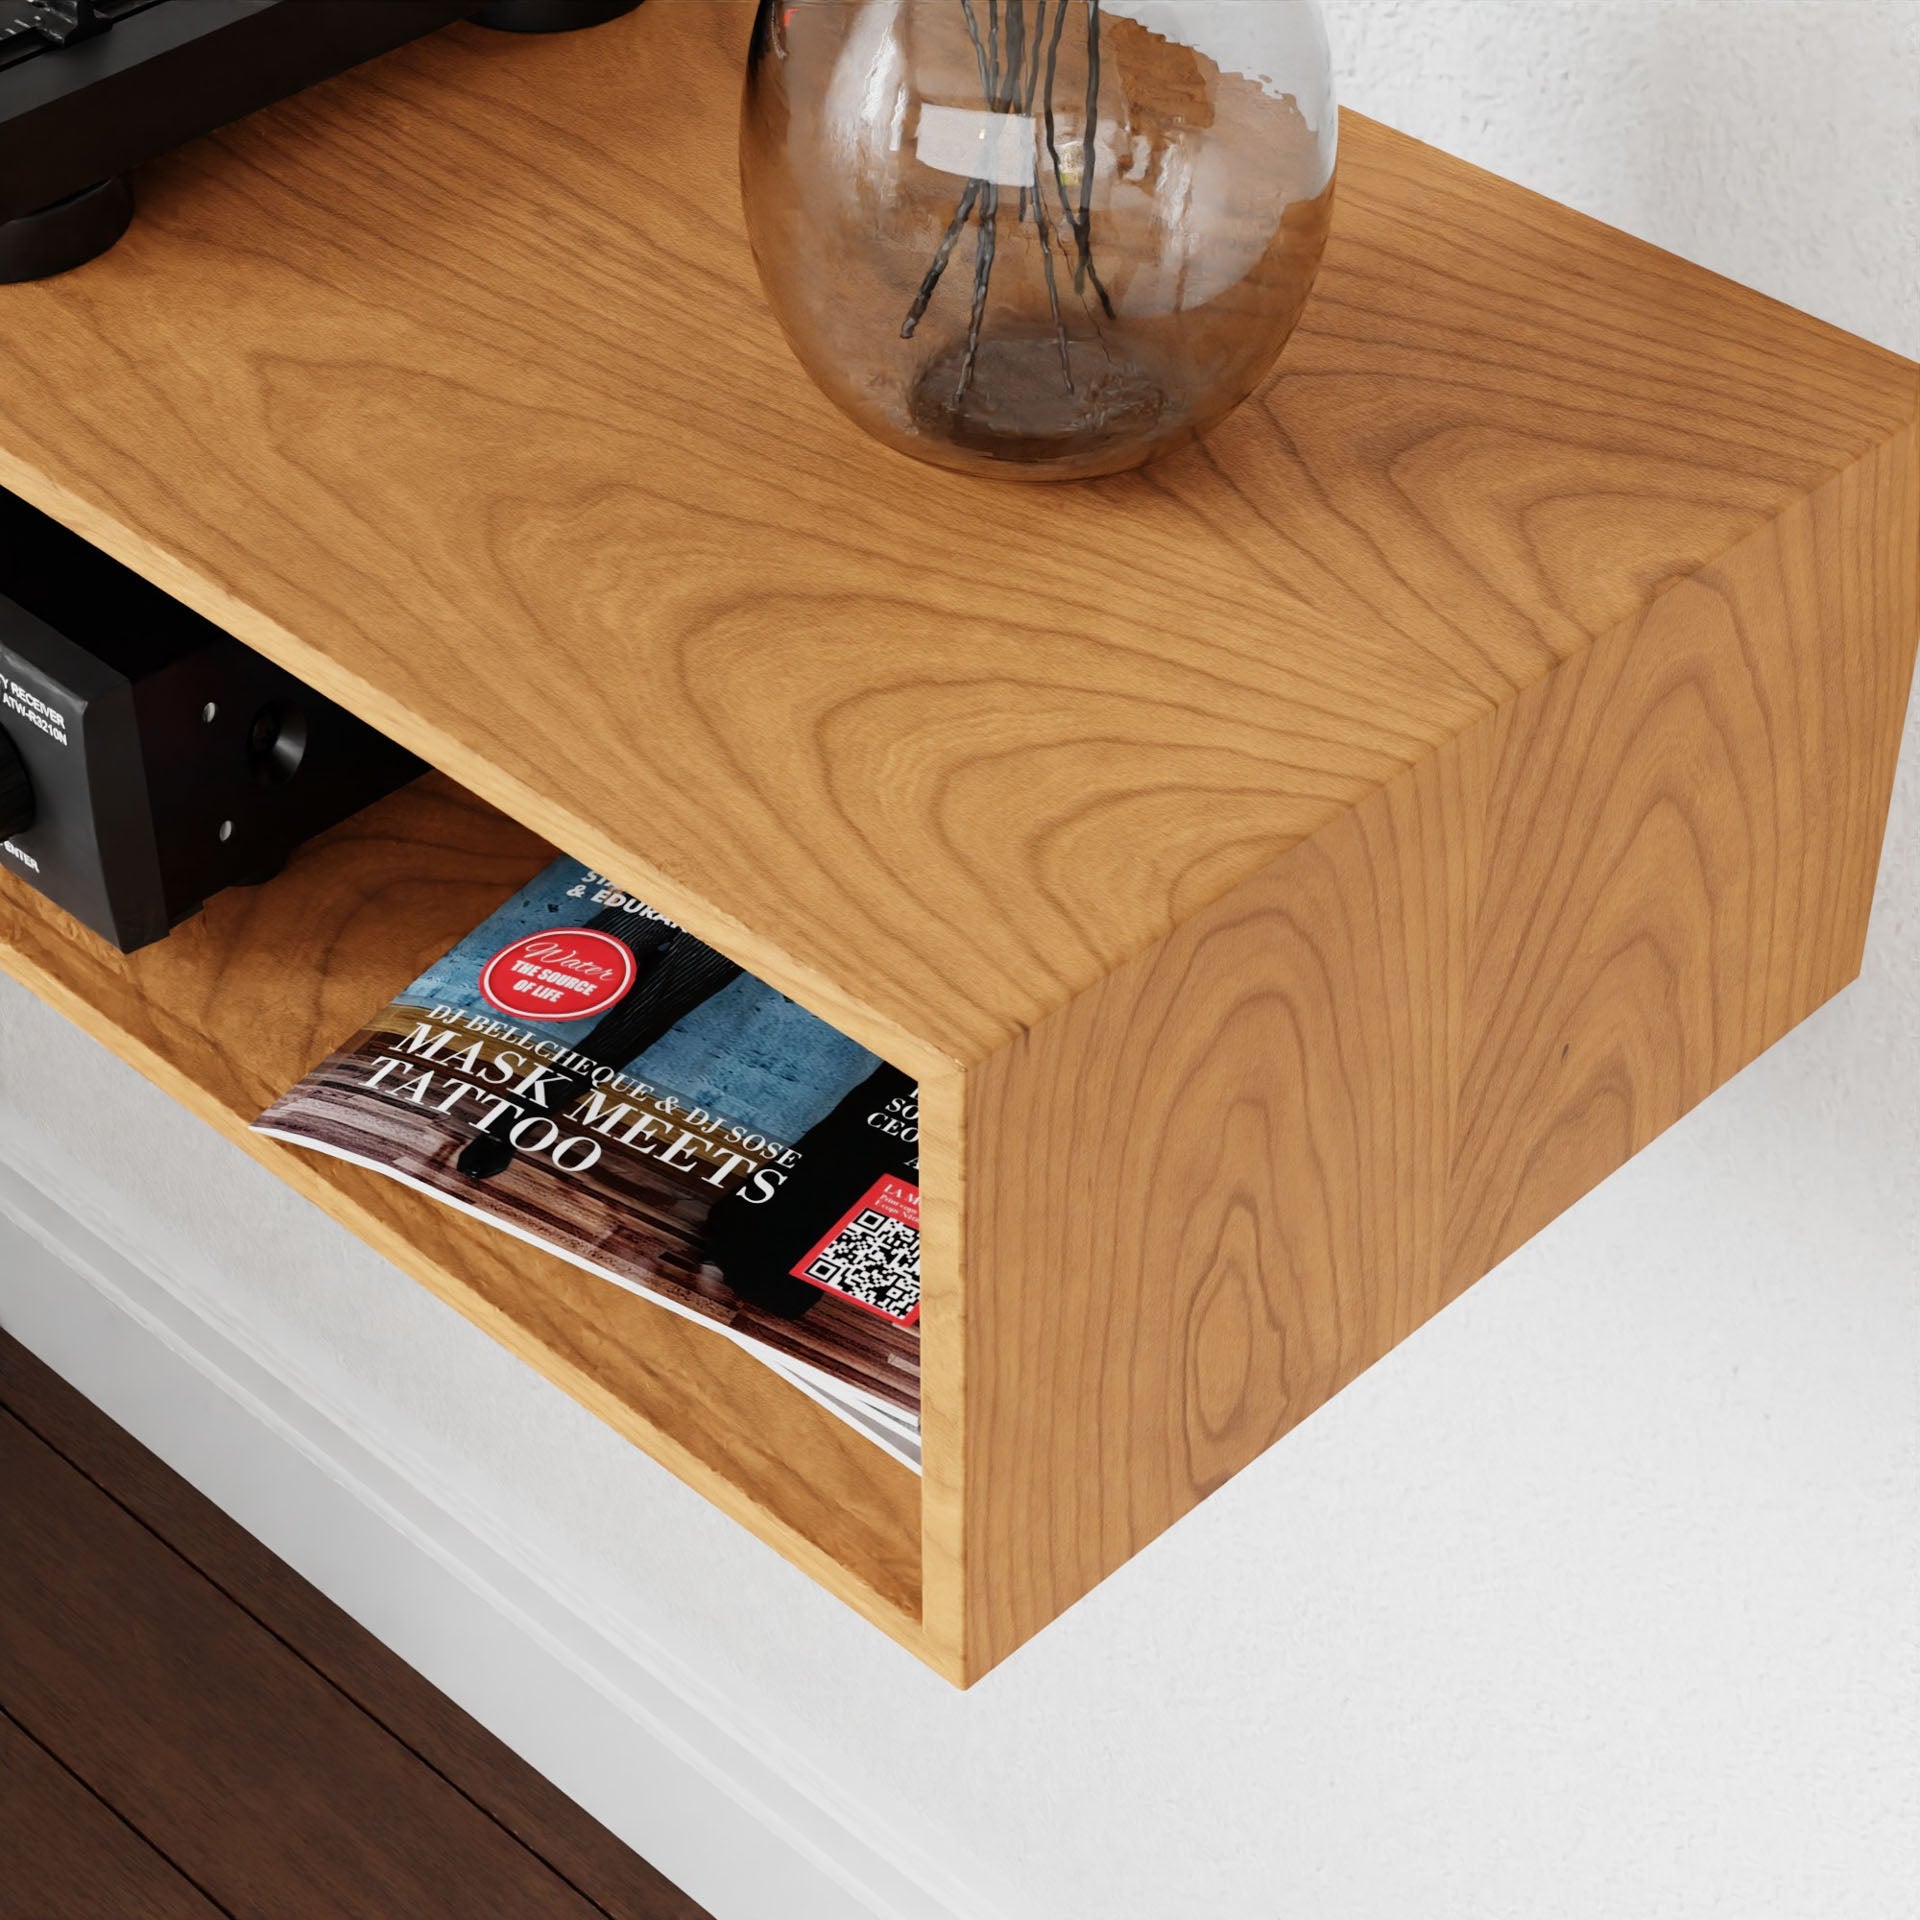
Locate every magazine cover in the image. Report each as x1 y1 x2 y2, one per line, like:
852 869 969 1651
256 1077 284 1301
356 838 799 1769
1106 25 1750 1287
254 860 922 1468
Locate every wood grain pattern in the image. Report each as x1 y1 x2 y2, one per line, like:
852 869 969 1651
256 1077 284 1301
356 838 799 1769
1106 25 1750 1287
0 779 930 1665
0 1410 623 1918
957 417 1919 1676
1445 425 1920 1287
0 0 1912 1683
0 1331 710 1920
0 2 1910 1071
0 1710 222 1920
960 695 1486 1666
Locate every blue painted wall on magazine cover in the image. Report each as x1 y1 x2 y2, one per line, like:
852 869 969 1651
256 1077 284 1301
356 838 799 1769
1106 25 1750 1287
403 860 877 1142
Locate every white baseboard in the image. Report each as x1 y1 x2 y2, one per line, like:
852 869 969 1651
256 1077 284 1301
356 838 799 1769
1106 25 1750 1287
0 1150 967 1920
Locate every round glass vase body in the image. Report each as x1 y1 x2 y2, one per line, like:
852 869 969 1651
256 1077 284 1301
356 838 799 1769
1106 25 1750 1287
740 0 1337 481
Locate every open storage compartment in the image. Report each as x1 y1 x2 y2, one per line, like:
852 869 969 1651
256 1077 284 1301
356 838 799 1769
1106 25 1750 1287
0 778 932 1659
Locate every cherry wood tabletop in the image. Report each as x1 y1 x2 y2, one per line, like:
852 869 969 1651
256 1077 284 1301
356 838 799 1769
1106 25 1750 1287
0 0 1910 1075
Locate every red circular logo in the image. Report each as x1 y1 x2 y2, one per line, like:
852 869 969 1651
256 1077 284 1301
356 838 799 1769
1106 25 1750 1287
478 928 637 1022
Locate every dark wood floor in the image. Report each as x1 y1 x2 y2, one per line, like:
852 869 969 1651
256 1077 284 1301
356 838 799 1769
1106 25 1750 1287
0 1331 709 1920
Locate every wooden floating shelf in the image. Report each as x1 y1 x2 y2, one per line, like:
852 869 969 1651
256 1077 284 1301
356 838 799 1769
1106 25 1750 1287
1 3 1915 1685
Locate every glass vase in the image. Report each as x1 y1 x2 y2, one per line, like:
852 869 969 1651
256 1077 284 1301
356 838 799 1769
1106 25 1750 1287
740 0 1337 481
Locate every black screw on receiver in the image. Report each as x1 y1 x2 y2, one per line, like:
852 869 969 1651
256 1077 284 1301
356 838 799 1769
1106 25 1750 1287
0 727 32 843
248 700 309 787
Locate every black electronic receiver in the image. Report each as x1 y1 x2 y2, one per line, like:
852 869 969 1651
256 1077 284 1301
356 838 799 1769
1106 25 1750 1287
0 483 423 950
0 0 645 282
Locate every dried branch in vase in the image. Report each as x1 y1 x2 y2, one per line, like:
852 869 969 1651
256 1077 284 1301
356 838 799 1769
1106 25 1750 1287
742 0 1339 480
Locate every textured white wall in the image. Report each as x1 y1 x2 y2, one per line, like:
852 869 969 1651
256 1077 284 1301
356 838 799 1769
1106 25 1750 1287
1 6 1915 1917
1343 0 1920 361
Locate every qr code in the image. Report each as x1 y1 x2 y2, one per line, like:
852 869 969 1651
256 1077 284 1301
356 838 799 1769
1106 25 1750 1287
796 1183 921 1325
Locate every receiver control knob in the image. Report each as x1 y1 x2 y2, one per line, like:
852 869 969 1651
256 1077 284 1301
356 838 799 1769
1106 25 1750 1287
0 728 34 843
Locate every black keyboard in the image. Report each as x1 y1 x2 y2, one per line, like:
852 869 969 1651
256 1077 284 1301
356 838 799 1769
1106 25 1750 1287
0 0 643 282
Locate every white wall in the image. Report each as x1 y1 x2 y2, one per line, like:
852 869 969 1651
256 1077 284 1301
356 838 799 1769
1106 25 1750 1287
2 6 1916 1917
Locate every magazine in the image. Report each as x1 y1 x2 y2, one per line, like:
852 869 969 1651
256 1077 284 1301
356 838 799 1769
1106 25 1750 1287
254 860 922 1470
